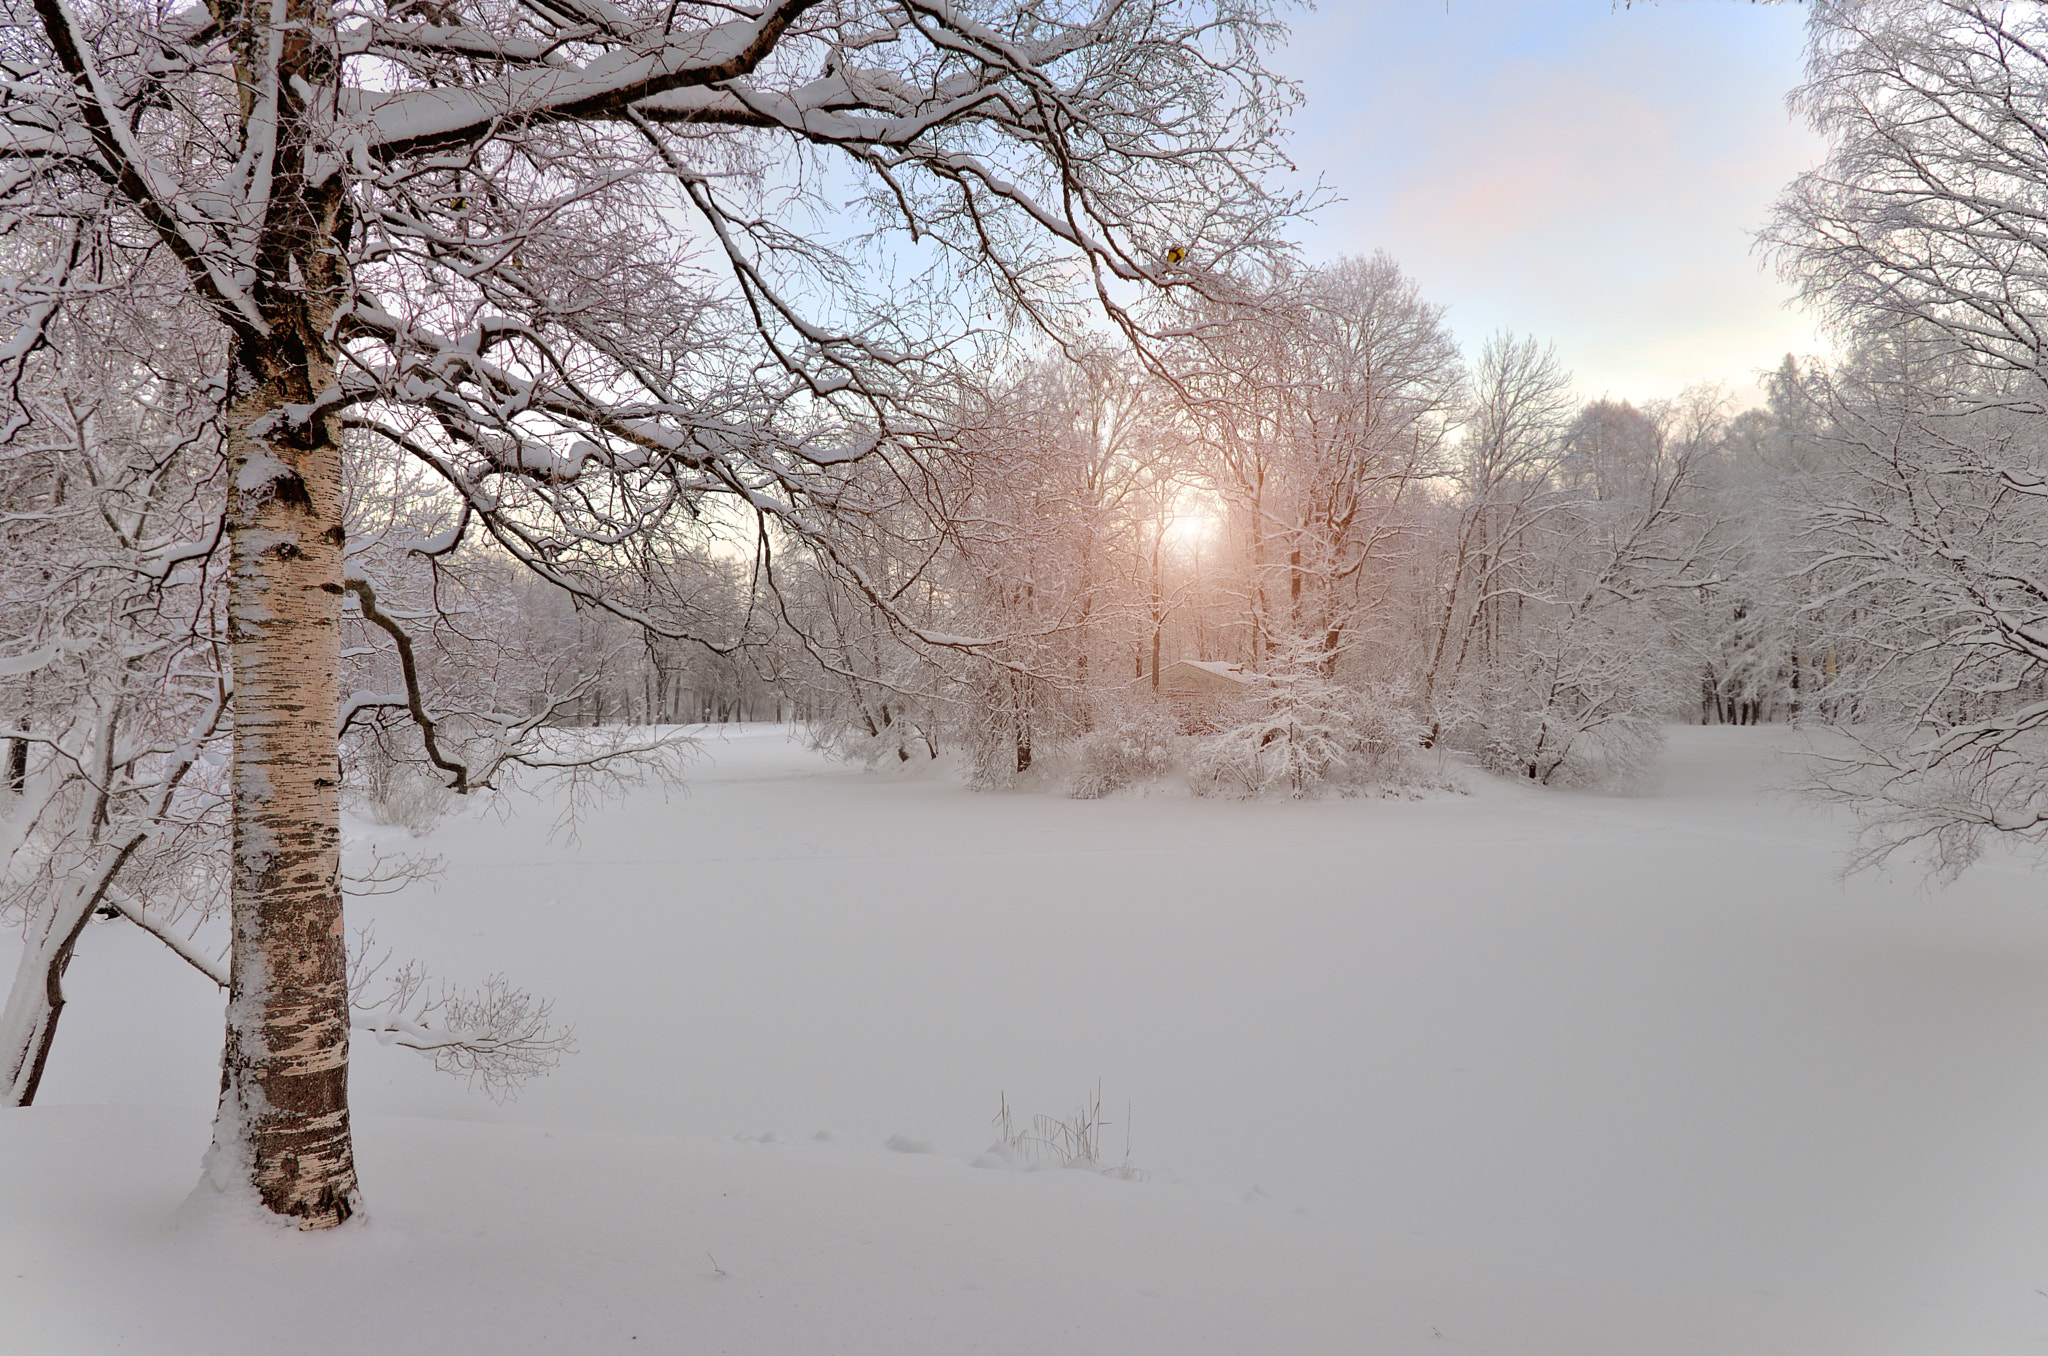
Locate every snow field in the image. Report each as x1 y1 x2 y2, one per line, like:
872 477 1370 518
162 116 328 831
6 724 2048 1354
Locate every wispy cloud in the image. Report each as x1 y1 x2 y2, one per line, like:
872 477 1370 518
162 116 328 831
1280 0 1829 408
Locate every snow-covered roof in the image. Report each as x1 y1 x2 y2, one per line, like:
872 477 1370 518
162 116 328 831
1176 660 1252 683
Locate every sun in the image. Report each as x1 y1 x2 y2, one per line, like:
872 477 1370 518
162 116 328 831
1163 495 1223 547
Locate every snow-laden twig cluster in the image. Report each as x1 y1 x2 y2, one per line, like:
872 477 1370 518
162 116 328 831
348 931 572 1099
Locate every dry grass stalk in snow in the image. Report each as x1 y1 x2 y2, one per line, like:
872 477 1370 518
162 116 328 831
988 1084 1147 1181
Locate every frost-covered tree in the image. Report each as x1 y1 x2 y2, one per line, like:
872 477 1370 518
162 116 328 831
946 350 1176 778
0 251 228 1105
0 251 575 1113
1765 0 2048 870
1185 640 1424 799
1683 405 1804 727
2 0 1299 1223
1416 331 1575 746
782 345 1180 783
1467 391 1730 785
1190 254 1462 672
336 440 689 819
1769 0 2048 399
1772 343 2048 874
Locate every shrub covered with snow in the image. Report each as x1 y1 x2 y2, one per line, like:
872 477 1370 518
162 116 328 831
1474 705 1663 790
1066 705 1185 798
807 699 944 770
1187 666 1428 800
953 665 1084 790
348 740 456 836
1461 639 1670 791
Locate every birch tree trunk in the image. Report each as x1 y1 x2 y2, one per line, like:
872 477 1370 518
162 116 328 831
207 333 358 1224
201 3 361 1219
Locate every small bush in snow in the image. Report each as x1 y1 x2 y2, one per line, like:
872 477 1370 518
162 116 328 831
1187 667 1428 800
348 742 456 836
1473 703 1663 791
1067 705 1183 798
806 701 941 769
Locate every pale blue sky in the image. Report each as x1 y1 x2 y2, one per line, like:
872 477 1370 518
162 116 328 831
1277 0 1827 410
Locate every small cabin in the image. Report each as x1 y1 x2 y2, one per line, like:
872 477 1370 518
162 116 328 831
1154 659 1254 730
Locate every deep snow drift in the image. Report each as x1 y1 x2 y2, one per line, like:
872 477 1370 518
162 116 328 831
4 726 2046 1354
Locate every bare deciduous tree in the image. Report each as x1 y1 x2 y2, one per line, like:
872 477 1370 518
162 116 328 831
1189 254 1463 674
1417 331 1575 746
0 248 229 1105
1766 0 2048 870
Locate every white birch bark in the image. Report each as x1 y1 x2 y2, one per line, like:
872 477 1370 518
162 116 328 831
206 353 359 1225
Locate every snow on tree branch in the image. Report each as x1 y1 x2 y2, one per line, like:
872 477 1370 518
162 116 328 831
348 930 574 1099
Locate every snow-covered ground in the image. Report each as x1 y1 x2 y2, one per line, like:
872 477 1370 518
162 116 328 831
5 725 2046 1354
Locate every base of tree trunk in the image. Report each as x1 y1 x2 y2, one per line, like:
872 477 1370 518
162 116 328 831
202 1082 361 1229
